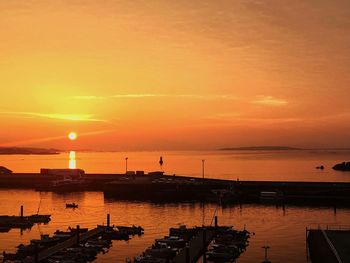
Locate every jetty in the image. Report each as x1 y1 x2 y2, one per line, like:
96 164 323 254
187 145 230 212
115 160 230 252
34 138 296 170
24 227 104 263
172 228 215 263
0 206 50 231
1 172 350 204
307 226 350 263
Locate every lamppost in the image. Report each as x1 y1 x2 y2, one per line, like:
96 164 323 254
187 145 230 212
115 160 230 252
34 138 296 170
262 245 271 263
202 159 205 180
125 157 128 173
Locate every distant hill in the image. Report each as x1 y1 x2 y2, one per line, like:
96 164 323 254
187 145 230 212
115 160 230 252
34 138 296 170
219 146 302 151
0 147 60 155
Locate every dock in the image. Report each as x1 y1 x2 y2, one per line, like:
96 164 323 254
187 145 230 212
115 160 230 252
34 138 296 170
1 172 350 204
0 206 51 230
24 227 104 263
172 228 215 263
307 227 350 263
3 214 144 263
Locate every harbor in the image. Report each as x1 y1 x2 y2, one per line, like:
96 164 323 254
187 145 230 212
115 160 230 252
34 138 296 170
0 188 350 262
0 171 350 205
0 151 350 262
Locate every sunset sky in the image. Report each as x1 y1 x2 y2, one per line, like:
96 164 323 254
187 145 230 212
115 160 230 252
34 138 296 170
1 0 350 150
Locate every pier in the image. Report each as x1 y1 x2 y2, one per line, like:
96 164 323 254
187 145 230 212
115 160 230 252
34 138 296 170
307 226 350 263
172 228 215 263
1 172 350 204
24 227 104 263
0 206 50 231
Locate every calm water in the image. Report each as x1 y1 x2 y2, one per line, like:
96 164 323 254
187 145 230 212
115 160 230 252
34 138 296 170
1 150 350 262
1 150 350 181
1 190 350 263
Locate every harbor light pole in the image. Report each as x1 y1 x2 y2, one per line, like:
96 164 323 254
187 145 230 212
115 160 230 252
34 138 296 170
125 157 128 173
202 159 205 180
262 245 271 263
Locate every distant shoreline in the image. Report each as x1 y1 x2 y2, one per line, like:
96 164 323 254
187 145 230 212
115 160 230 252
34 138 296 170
0 147 60 155
219 146 302 151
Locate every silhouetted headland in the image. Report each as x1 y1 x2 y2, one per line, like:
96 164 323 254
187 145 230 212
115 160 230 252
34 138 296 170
333 162 350 171
219 146 302 151
0 147 60 155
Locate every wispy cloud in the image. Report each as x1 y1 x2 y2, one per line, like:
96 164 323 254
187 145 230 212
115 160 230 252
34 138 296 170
70 94 238 100
0 129 116 147
0 111 106 122
252 96 288 106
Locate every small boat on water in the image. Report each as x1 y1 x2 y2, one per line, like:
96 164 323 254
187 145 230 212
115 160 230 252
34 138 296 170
116 225 144 235
66 203 78 208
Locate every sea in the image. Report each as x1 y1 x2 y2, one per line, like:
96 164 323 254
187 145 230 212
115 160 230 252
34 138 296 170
1 149 350 262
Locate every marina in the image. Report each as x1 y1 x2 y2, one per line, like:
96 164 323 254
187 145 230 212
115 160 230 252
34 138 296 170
2 215 143 263
0 189 350 262
133 218 250 263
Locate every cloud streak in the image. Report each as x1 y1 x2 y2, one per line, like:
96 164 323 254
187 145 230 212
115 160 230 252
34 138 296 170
252 96 288 106
70 94 238 100
0 111 106 122
0 129 116 147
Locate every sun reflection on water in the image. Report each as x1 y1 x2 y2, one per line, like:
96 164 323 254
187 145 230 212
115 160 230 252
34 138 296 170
69 151 76 169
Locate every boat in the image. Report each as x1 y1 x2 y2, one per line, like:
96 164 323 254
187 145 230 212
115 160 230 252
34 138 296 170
102 229 130 240
134 254 167 263
0 226 10 232
66 203 78 208
51 177 88 192
27 214 51 223
206 250 235 261
144 247 177 259
30 234 61 247
116 225 144 235
68 226 88 233
155 236 186 248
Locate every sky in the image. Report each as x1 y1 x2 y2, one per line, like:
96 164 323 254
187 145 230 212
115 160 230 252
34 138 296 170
1 0 350 150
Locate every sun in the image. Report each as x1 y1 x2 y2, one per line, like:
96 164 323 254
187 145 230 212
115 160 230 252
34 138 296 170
68 132 77 140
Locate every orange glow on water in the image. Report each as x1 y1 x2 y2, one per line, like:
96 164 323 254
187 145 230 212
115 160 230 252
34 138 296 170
69 151 76 169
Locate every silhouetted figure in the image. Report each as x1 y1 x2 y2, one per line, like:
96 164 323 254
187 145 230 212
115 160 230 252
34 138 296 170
159 156 163 170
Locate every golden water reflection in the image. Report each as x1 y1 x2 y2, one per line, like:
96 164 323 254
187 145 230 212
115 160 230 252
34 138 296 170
0 190 350 263
69 151 76 169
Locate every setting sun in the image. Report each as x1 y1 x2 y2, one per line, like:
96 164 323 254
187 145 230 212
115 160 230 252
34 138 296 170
68 132 77 141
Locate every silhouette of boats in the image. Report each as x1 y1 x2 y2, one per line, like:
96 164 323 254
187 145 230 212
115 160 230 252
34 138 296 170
36 177 88 192
66 203 78 208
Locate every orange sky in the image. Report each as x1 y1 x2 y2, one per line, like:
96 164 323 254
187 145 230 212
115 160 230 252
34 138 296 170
1 0 350 150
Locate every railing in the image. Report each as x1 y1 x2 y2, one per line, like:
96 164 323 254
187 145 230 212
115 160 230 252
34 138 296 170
306 224 350 231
